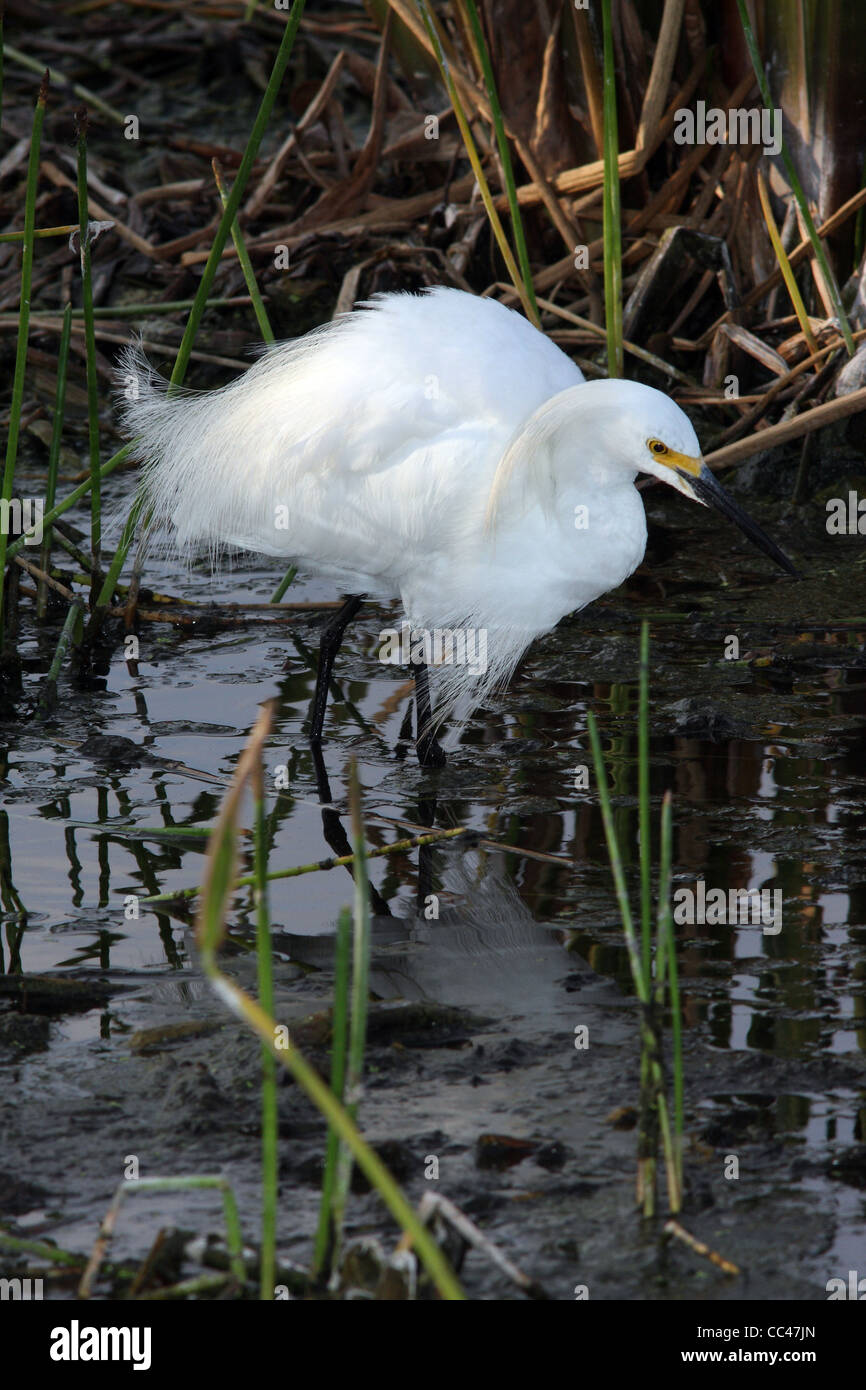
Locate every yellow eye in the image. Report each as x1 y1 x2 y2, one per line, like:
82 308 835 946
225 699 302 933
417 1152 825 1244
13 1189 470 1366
648 438 669 456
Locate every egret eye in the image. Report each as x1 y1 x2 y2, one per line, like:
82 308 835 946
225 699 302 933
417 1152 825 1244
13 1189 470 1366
648 439 669 456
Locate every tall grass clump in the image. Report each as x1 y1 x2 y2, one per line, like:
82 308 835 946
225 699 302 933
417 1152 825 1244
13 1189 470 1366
195 704 464 1299
0 70 47 644
587 621 683 1215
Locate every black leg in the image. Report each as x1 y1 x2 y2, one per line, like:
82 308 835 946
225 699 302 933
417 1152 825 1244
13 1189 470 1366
310 743 391 917
412 659 446 768
310 593 365 743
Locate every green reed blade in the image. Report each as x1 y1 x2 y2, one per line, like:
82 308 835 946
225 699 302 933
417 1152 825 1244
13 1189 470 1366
75 110 102 568
195 714 463 1299
460 0 538 323
38 303 72 621
6 443 133 565
170 1 306 390
638 620 651 986
656 789 682 1195
416 0 536 323
312 905 352 1279
212 158 275 345
0 69 47 635
329 759 372 1272
253 760 277 1299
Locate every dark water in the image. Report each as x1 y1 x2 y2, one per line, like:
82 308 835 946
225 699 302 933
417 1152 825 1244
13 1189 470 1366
2 463 865 1298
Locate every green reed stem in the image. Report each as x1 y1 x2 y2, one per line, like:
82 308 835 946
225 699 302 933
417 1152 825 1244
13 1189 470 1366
0 295 253 313
0 1234 83 1268
212 161 294 598
588 682 681 1214
170 1 305 390
417 0 536 323
212 965 464 1297
4 41 124 126
38 598 83 712
252 764 277 1300
638 620 651 984
50 521 100 577
655 790 682 1192
37 303 72 621
141 825 467 904
0 223 80 243
330 760 372 1272
460 0 538 322
270 566 298 603
212 159 275 344
112 4 305 609
196 712 463 1300
587 712 642 994
0 70 47 636
75 110 101 568
312 905 352 1279
91 491 145 620
79 1178 246 1297
5 444 133 565
347 762 372 1098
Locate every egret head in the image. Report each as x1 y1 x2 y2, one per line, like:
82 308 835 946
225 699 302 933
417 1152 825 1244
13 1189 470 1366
617 382 798 577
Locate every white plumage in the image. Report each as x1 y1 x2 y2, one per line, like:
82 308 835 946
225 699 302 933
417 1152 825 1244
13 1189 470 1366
117 286 795 739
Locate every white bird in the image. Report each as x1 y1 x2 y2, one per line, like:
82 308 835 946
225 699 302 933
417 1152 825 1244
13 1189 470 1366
117 287 796 765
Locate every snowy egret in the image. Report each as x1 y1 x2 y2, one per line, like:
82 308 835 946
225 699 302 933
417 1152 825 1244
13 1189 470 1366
118 287 797 765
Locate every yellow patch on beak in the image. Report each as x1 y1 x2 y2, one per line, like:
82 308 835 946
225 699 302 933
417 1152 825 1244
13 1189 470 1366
661 448 702 477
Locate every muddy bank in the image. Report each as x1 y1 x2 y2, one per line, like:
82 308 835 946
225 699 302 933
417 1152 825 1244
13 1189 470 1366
3 895 864 1299
2 465 865 1298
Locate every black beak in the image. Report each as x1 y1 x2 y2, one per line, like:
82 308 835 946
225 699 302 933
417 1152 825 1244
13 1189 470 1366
679 466 800 577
